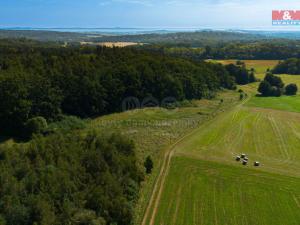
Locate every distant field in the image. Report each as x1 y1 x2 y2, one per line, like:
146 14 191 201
212 60 279 74
219 60 300 113
255 74 300 88
81 41 141 47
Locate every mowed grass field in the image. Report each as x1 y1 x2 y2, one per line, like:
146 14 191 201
148 60 300 225
246 95 300 113
156 158 300 225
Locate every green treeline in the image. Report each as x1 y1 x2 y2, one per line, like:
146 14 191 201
225 62 256 85
0 132 143 225
273 58 300 74
0 42 250 136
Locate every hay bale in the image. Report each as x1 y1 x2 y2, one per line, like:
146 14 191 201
236 156 241 161
254 161 260 167
244 157 249 161
242 160 248 165
241 153 246 158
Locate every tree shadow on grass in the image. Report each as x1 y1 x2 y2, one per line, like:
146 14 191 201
255 94 267 97
255 94 281 98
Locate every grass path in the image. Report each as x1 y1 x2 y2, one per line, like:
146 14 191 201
142 120 211 225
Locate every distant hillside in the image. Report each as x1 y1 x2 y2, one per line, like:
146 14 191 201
0 30 102 42
0 30 265 44
91 31 266 47
1 29 300 45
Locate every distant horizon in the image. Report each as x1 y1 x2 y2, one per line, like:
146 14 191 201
1 0 300 30
1 26 300 32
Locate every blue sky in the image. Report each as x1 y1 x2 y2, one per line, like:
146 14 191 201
1 0 300 29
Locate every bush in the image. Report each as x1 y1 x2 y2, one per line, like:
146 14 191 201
264 73 284 88
285 83 298 95
72 210 106 225
240 93 244 100
270 86 283 97
178 100 198 108
46 115 86 134
236 60 245 66
258 80 272 96
257 73 284 97
144 156 154 174
25 117 47 137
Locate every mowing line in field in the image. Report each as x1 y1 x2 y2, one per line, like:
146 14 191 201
268 115 290 162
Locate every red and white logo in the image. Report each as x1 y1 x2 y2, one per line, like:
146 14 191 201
272 10 300 25
272 10 300 20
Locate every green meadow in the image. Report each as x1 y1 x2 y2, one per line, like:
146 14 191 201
155 158 300 225
246 95 300 113
142 60 300 225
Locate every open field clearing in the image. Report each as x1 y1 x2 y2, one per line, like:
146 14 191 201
80 41 141 47
143 61 300 225
88 91 238 162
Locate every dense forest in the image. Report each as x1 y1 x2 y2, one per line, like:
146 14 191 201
2 29 300 44
0 39 257 225
0 40 257 137
0 30 98 42
0 131 143 225
139 41 300 60
2 30 300 60
273 58 300 74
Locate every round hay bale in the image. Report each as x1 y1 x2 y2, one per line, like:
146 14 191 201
241 154 246 158
242 160 248 165
254 161 260 167
236 156 241 161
